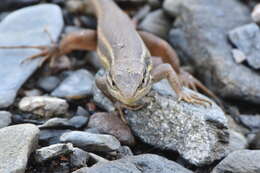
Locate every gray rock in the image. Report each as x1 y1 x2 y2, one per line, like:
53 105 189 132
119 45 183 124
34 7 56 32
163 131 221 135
228 23 260 69
23 89 42 97
35 143 73 162
73 154 193 173
0 124 39 173
250 131 260 149
39 129 71 145
60 131 121 152
228 130 248 153
75 106 90 117
92 70 115 112
88 152 109 164
252 4 260 23
126 80 229 166
163 0 186 17
18 96 69 117
239 114 260 130
211 150 260 173
117 146 134 159
39 116 88 129
139 9 171 39
147 0 161 9
0 111 11 128
51 69 94 99
0 0 40 11
88 112 135 146
70 147 90 167
39 118 71 129
37 76 61 92
69 116 89 129
227 115 249 135
231 49 246 63
0 4 63 108
168 0 260 104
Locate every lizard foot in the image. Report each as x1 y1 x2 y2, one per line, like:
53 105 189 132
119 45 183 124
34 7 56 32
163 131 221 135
179 69 218 100
0 28 60 67
115 102 145 124
177 90 212 107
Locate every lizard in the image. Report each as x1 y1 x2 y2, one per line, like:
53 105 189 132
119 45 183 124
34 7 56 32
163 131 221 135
0 0 216 114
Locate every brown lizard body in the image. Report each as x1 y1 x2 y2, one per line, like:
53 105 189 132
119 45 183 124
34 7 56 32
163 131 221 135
0 0 216 111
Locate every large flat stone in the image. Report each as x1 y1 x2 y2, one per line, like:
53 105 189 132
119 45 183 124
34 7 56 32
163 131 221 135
0 124 39 173
0 4 63 108
73 154 193 173
126 80 229 166
167 0 260 104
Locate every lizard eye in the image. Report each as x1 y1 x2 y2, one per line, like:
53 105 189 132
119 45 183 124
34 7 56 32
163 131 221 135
107 73 117 89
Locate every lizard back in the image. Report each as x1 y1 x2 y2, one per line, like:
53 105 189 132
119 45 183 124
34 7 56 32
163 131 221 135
90 0 149 69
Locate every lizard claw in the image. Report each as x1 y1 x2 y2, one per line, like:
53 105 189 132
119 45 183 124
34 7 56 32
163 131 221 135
179 69 218 100
177 90 212 107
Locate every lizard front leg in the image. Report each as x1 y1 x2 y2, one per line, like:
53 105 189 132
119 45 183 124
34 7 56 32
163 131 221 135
139 31 217 100
0 29 97 66
152 62 211 106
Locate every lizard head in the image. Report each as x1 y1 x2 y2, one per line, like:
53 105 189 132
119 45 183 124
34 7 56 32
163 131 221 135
106 59 152 106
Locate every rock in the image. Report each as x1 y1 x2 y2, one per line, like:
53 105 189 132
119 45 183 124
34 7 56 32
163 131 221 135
39 117 71 129
147 0 161 9
228 130 248 153
239 114 260 130
0 111 12 128
226 115 249 135
252 4 260 23
231 49 246 63
60 131 121 152
69 116 89 129
51 69 94 99
117 146 134 159
11 113 44 125
39 129 71 145
0 124 39 173
37 76 61 92
88 112 135 146
88 152 109 164
0 0 40 11
34 143 73 162
70 147 90 167
39 116 88 129
228 23 260 69
73 154 193 173
139 9 171 39
163 0 184 17
250 131 260 149
126 80 229 166
92 70 115 112
0 4 63 108
23 89 42 97
75 106 90 117
168 0 260 104
211 150 260 173
18 96 69 117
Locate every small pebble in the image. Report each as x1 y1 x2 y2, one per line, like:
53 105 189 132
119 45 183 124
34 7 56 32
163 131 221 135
51 69 94 99
231 49 246 63
88 112 135 146
70 147 90 167
34 143 73 163
18 96 69 117
0 111 12 128
60 131 121 152
37 76 60 92
252 4 260 23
